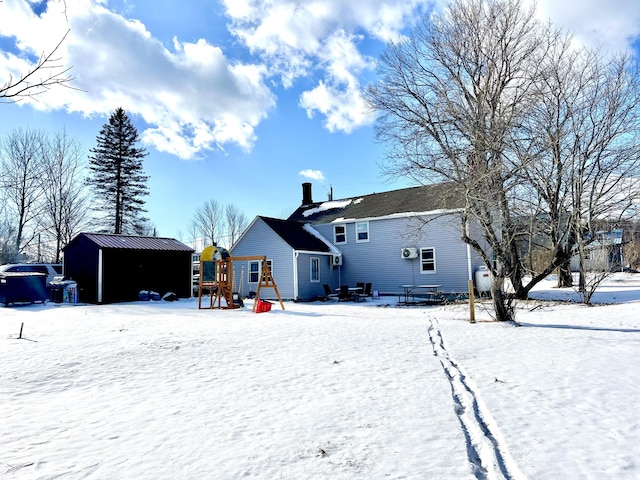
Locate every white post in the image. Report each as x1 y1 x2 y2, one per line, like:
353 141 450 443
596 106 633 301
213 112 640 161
97 248 103 304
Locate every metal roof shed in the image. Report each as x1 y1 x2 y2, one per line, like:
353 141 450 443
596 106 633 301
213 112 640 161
63 233 194 304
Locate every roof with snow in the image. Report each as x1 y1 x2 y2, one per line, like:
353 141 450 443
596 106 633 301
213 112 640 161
259 217 333 253
287 182 464 224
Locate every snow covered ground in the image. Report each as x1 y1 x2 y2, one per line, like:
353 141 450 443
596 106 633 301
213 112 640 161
2 274 639 479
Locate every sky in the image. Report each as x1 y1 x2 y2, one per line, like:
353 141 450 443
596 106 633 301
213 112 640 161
2 0 640 243
1 273 639 478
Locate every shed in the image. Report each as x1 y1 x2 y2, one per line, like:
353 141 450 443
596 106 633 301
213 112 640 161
63 233 194 304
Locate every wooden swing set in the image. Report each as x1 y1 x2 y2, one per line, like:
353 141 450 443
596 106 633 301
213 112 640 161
197 246 284 312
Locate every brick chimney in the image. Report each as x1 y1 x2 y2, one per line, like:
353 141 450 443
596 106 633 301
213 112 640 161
302 182 313 205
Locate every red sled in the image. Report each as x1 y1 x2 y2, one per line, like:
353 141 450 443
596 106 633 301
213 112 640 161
255 299 272 313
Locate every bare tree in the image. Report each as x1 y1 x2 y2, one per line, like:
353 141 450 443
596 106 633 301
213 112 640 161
0 31 74 103
366 0 640 319
366 0 547 321
40 130 90 262
192 199 223 247
0 128 47 255
0 206 19 264
521 41 640 293
186 220 202 252
225 204 248 247
0 0 74 103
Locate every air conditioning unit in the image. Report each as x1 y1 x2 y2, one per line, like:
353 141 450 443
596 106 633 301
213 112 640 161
401 247 418 259
330 254 343 266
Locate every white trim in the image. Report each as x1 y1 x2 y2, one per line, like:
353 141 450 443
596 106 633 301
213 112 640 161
420 246 436 274
355 221 370 243
302 224 342 255
329 208 464 224
295 250 333 256
310 257 320 283
333 223 347 244
97 248 103 303
293 251 299 300
248 260 259 283
230 216 261 253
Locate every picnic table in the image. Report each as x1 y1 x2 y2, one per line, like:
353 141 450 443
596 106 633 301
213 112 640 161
416 284 442 302
400 285 415 303
399 284 443 303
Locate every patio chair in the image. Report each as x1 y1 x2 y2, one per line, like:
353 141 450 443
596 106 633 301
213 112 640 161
322 284 338 301
338 285 352 302
356 282 372 301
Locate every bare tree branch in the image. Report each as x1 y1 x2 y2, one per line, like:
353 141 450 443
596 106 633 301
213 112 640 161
1 29 78 103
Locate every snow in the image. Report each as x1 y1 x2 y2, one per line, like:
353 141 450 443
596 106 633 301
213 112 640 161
302 224 342 255
2 274 639 479
302 199 355 217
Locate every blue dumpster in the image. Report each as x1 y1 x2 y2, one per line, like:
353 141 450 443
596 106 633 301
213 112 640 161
0 272 47 306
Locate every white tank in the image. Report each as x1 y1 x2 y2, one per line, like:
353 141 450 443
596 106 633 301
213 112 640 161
474 266 492 293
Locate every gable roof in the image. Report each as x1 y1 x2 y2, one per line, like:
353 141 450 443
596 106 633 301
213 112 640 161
258 216 333 253
287 182 464 224
65 233 194 252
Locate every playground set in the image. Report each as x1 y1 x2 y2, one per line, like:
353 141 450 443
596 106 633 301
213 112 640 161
197 245 284 312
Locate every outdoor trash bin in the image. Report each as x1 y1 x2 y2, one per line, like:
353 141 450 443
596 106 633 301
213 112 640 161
0 272 47 306
255 299 272 313
49 279 78 303
49 282 66 303
63 281 78 303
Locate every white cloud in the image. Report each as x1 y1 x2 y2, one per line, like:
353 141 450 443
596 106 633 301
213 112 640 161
0 0 275 159
299 169 326 181
4 0 640 158
222 0 429 132
299 30 376 132
531 0 640 55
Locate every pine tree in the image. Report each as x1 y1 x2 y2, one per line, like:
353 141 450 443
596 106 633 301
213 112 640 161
88 108 149 234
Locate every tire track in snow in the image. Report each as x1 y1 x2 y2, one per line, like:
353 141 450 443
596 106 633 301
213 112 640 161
428 318 524 480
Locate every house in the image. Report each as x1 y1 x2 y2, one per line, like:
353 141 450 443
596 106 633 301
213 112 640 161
63 233 194 304
571 228 627 272
228 216 338 301
230 182 485 301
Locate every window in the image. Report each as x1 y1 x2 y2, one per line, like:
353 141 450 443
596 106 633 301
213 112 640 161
420 247 436 273
310 257 320 282
249 260 273 283
334 224 346 244
249 261 259 283
356 221 369 242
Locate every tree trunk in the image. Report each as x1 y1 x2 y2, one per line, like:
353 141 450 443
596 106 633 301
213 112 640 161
491 278 514 322
556 263 573 288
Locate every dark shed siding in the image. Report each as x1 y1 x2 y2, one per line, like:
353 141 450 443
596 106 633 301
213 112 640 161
63 235 100 303
101 249 192 304
63 233 193 304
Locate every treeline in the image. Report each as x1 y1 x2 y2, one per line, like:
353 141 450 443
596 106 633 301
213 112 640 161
1 108 250 264
0 128 89 264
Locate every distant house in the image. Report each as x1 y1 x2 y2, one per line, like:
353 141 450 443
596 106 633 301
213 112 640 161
571 228 626 272
63 233 194 304
231 182 485 301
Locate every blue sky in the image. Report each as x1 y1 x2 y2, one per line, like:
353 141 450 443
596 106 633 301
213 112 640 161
2 0 640 241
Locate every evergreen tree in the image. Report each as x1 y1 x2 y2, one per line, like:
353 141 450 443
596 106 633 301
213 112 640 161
88 108 149 234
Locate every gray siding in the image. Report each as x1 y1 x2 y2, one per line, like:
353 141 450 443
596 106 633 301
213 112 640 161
230 218 296 300
314 213 482 295
295 252 340 300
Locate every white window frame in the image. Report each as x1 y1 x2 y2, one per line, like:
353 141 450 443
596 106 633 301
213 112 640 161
310 257 320 283
249 259 273 283
355 221 370 243
420 247 436 274
334 224 346 244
